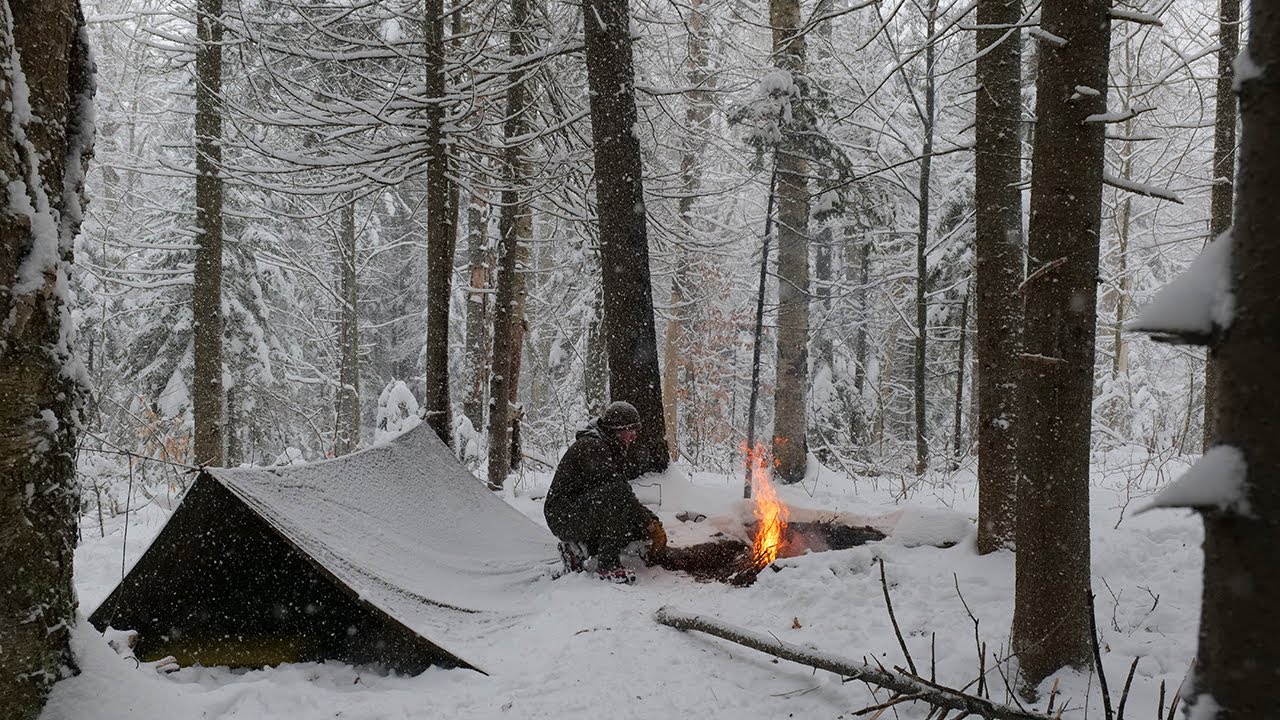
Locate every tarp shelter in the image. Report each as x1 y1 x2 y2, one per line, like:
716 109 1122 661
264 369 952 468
89 424 559 674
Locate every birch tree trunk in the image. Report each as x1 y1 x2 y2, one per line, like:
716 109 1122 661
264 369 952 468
422 0 456 446
485 0 531 489
334 195 360 455
0 3 93 716
1203 0 1239 449
1011 0 1110 691
193 0 225 466
583 0 669 474
770 0 810 484
973 0 1023 554
1188 4 1280 716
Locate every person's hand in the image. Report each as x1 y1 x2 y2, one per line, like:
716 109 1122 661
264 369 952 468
644 519 667 565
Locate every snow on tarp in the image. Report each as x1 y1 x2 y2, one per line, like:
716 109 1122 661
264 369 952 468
95 422 559 673
1129 231 1233 343
206 423 560 668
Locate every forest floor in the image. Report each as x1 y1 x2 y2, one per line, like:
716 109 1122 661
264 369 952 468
44 446 1202 720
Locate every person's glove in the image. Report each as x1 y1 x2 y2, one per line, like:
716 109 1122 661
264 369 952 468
644 519 668 565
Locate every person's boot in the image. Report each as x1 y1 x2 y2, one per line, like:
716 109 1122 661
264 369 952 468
557 541 588 574
595 566 636 584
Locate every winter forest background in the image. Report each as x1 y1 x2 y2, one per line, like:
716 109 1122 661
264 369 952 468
81 0 1211 489
6 0 1277 716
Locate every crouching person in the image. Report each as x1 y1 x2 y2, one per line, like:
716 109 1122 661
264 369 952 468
544 401 667 584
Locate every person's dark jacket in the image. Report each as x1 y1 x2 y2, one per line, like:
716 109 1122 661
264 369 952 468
544 423 656 542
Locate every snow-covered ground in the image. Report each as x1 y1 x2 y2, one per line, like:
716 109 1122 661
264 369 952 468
44 449 1203 719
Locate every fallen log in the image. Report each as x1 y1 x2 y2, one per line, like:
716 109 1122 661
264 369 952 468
654 606 1057 720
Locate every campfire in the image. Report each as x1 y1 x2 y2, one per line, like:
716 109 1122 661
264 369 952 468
656 443 887 585
745 441 788 567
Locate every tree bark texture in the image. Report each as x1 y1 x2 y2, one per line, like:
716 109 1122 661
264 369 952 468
583 0 669 474
462 185 491 434
192 0 224 466
660 0 713 462
0 3 93 717
422 0 456 447
485 0 531 489
912 4 937 478
769 0 810 484
848 230 869 449
1203 0 1239 450
973 0 1023 554
584 277 608 413
952 289 968 468
1011 0 1110 691
1191 4 1280 716
333 195 360 456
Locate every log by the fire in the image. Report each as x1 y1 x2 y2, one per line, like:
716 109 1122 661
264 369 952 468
656 519 888 586
654 607 1058 720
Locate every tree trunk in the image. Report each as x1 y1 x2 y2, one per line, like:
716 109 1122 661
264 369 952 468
1107 132 1132 437
973 0 1023 554
192 0 225 466
582 0 668 474
485 0 531 489
0 4 93 717
334 195 360 456
849 230 870 449
584 277 608 413
504 220 531 471
912 5 937 479
1203 0 1239 450
1189 4 1280 716
769 0 810 484
660 0 714 462
422 0 456 446
462 184 491 433
1011 0 1110 692
951 289 969 469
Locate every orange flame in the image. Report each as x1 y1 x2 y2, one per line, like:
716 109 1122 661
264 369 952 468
743 442 789 566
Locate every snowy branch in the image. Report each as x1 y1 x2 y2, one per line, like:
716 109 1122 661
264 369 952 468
1129 232 1233 345
1103 173 1184 204
1028 28 1067 47
1109 8 1163 27
1141 446 1250 516
1085 106 1157 123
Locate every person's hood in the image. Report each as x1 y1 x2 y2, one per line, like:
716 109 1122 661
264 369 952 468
576 420 613 443
576 420 603 441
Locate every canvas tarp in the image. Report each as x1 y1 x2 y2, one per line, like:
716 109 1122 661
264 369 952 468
90 423 559 673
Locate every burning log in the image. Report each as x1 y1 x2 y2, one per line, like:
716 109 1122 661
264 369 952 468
656 539 756 585
656 443 888 585
656 519 887 586
654 607 1059 720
